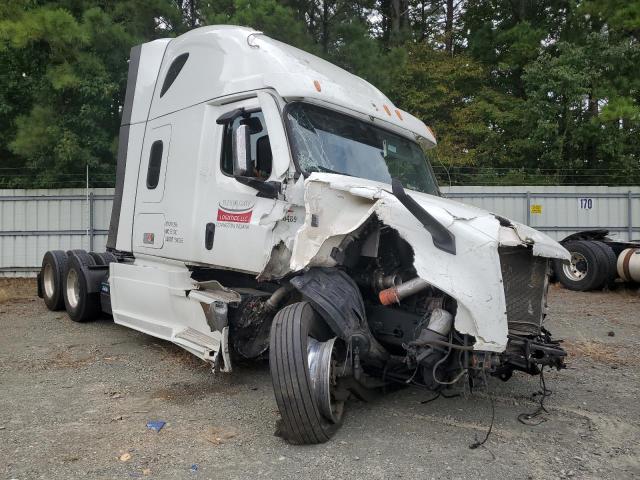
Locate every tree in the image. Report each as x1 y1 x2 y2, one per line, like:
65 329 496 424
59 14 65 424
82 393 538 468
0 0 186 188
1 0 638 187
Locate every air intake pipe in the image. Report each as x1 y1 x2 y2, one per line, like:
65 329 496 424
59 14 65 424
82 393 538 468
378 277 429 305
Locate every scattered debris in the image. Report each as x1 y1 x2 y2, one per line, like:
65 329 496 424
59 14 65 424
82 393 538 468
142 468 152 475
146 420 166 432
608 331 615 337
190 464 199 473
119 452 132 462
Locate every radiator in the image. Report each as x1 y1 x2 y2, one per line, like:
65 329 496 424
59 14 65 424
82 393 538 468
499 246 549 336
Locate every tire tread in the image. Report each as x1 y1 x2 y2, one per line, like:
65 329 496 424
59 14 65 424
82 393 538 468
270 302 335 444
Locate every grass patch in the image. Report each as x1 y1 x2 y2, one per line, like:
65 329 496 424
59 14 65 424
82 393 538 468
0 278 37 303
564 340 637 366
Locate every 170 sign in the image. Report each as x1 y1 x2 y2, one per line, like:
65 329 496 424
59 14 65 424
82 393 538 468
579 198 593 209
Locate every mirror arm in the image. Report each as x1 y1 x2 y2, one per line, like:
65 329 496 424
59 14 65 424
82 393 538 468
216 108 247 124
234 177 281 199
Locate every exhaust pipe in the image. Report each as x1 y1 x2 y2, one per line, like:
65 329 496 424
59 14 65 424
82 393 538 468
266 283 294 310
379 277 429 305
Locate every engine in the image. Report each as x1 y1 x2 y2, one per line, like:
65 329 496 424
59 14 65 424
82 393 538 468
348 221 564 390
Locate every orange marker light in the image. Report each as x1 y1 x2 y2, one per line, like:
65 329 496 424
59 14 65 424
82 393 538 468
313 80 322 92
383 105 391 116
395 109 403 120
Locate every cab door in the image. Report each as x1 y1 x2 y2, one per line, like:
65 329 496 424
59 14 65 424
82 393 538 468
193 93 291 274
132 122 172 251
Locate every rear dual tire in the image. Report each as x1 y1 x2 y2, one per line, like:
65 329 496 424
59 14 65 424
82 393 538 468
63 252 102 322
555 240 617 291
41 249 108 322
41 250 68 311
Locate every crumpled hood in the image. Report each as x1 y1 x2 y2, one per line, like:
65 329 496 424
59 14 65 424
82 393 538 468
305 173 570 261
403 188 570 261
288 173 570 352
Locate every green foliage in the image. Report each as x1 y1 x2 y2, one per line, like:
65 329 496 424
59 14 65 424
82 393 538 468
202 0 313 49
1 0 639 187
0 2 175 187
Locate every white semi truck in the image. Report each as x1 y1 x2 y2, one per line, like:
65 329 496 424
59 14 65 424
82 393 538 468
38 25 571 444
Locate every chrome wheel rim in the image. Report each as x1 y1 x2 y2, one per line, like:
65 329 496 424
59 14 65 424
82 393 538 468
66 268 80 309
563 252 588 281
43 263 55 299
307 337 342 423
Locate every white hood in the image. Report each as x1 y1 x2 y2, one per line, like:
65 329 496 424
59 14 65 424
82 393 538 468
287 173 570 352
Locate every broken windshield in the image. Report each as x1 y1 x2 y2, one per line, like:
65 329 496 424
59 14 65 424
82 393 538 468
284 102 440 196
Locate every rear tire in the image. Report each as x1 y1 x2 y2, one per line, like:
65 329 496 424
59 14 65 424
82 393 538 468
590 241 617 288
63 252 101 322
555 240 608 291
41 251 68 311
269 302 345 444
89 252 117 266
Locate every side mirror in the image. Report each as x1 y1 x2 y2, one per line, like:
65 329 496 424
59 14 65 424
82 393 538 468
232 124 251 176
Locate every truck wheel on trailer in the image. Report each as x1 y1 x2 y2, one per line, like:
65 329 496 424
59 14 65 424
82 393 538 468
63 252 102 322
590 241 618 288
40 250 69 311
554 240 609 291
269 302 347 444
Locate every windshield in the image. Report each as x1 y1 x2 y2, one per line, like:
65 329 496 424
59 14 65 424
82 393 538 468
284 102 439 196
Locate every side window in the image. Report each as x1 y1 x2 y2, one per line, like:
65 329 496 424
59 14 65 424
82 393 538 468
221 111 272 179
160 53 189 97
146 140 163 189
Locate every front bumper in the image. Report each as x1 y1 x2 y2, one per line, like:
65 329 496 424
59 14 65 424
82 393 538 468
496 328 566 379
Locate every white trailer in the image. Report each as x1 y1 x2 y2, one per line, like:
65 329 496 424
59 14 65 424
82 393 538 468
38 26 570 444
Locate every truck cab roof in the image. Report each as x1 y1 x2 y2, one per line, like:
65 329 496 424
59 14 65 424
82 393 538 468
127 25 436 146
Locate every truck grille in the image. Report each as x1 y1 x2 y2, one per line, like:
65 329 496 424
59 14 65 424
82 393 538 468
499 247 549 336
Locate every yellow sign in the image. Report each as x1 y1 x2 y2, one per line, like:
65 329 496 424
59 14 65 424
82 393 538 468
530 204 542 214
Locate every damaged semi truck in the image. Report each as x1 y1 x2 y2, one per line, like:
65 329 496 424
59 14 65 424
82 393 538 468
38 26 570 444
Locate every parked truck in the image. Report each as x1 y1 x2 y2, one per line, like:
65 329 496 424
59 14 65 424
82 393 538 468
553 230 640 291
37 26 570 444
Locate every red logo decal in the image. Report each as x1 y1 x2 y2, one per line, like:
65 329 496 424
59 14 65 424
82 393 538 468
217 208 253 223
217 201 254 224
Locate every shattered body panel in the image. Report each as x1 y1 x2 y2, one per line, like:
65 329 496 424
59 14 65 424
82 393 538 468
265 173 570 353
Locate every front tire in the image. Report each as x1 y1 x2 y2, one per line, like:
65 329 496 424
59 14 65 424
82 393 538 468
269 302 345 444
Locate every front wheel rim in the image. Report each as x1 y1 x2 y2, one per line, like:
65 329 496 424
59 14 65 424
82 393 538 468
563 252 588 281
66 268 80 309
307 336 343 424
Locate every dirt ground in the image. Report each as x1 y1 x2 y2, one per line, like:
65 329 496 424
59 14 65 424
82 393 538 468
1 279 639 480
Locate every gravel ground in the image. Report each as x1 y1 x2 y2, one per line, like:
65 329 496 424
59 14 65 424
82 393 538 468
1 279 639 479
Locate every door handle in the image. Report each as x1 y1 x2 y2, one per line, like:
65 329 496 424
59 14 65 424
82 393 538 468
205 222 215 250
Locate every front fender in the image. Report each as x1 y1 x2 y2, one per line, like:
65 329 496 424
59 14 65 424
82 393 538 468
290 268 388 365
